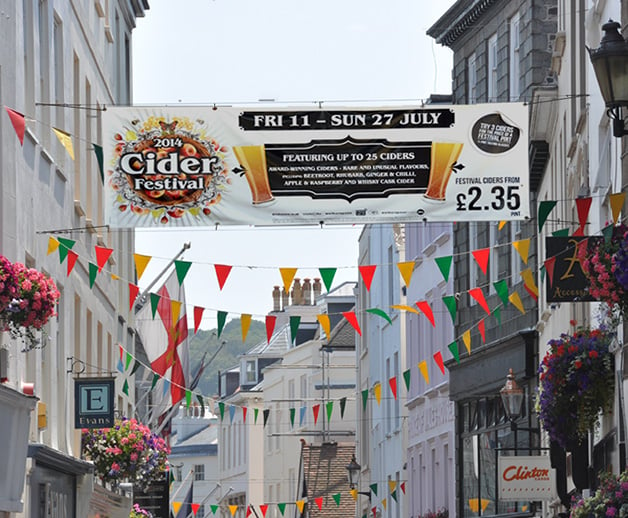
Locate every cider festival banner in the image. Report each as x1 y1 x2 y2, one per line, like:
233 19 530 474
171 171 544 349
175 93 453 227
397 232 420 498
102 103 530 227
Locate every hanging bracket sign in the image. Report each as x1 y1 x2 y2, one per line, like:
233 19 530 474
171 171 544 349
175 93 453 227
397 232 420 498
102 103 529 227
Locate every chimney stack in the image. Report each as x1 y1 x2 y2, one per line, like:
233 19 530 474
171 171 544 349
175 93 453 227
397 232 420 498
282 288 290 310
313 278 322 301
302 278 312 305
292 278 303 305
272 286 281 311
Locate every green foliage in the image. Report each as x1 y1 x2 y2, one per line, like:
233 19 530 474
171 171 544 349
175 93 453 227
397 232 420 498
188 318 266 396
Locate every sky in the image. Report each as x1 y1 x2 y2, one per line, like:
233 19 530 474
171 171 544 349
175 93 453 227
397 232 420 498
131 0 455 328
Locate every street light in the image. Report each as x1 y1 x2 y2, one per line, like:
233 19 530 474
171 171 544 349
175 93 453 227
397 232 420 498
587 20 628 138
500 368 524 429
345 455 372 501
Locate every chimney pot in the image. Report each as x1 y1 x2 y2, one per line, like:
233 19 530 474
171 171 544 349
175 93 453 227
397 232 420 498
272 286 281 311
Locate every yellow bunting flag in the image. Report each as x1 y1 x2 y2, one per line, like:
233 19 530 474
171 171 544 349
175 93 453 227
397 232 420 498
509 291 525 314
295 501 305 513
317 314 331 337
498 220 507 230
133 253 152 281
350 489 358 501
172 502 182 515
241 314 252 342
390 304 420 314
52 127 75 160
47 237 59 255
279 267 297 294
520 268 539 298
111 274 119 281
610 192 626 224
171 300 181 322
389 480 397 494
462 330 471 354
373 382 382 405
229 505 238 516
396 261 415 287
418 360 429 384
382 498 387 510
512 239 531 264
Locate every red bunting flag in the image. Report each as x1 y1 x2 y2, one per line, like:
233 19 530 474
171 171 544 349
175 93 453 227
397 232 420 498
358 264 377 291
544 256 556 287
472 248 490 275
128 283 140 311
343 311 362 336
67 250 79 276
259 505 268 517
478 319 486 343
433 351 445 375
94 246 113 273
372 507 377 518
5 106 26 145
389 376 398 400
242 406 248 423
312 404 320 425
576 197 592 234
265 315 277 343
246 506 253 518
415 300 435 327
214 264 232 290
468 288 490 314
191 503 200 516
193 306 204 334
400 482 406 494
315 497 323 511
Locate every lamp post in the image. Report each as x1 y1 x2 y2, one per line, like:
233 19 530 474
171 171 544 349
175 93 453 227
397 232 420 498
500 368 524 430
345 455 372 501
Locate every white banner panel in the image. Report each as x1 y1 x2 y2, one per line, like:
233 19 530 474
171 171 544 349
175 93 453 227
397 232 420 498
102 103 529 227
498 455 556 501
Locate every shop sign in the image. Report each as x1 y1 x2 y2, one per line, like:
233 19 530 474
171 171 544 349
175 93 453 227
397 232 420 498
74 377 115 428
498 455 556 501
103 103 529 227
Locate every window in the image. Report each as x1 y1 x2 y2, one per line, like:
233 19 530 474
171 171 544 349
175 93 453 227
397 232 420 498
509 12 521 100
245 359 256 383
194 464 204 481
197 504 205 518
487 33 498 101
175 466 182 481
467 52 477 104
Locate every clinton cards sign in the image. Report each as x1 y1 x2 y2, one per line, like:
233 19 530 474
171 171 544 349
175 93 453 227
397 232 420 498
498 456 556 501
102 103 529 227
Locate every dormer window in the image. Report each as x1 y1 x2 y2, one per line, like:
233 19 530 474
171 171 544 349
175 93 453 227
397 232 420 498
245 359 257 384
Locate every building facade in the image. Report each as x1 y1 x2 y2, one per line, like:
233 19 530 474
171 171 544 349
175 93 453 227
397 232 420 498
0 0 146 516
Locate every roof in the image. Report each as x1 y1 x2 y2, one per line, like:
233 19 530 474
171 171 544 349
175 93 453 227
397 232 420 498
325 317 356 350
244 324 292 356
170 424 218 457
300 442 356 518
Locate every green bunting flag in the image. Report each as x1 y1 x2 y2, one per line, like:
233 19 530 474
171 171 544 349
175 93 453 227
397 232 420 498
318 267 337 292
196 394 205 415
391 489 398 502
369 483 378 496
254 407 259 424
149 293 161 318
290 315 301 344
58 244 70 264
362 389 369 411
434 255 453 282
57 237 76 251
540 265 546 283
185 389 192 408
448 341 460 363
93 143 104 183
552 228 569 237
174 260 192 285
169 470 175 486
290 408 296 427
493 280 509 307
366 308 392 324
340 397 347 419
442 295 457 324
122 379 129 395
151 373 159 390
403 369 411 391
217 311 228 338
218 401 225 421
332 493 341 506
326 401 334 422
277 503 286 516
88 262 98 288
125 352 133 370
210 504 219 515
131 361 141 375
538 200 557 232
263 408 270 427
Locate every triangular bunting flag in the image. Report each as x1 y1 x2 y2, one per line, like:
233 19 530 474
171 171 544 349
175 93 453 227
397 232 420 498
289 315 301 344
362 389 369 411
53 127 75 160
259 504 268 517
369 483 378 496
397 261 415 287
575 196 592 233
229 404 236 423
93 143 104 183
149 293 161 318
122 379 129 395
472 247 490 275
133 254 152 281
544 257 556 287
359 264 377 291
499 220 507 230
552 228 569 237
468 288 490 314
171 299 182 323
94 246 113 272
58 244 70 264
295 500 305 513
196 394 205 415
343 311 362 336
265 315 276 343
400 482 406 494
373 382 382 405
151 373 159 390
388 480 397 494
174 260 192 285
478 319 486 343
610 192 626 224
391 489 398 502
289 407 296 427
434 255 453 282
462 330 471 354
448 341 460 363
131 360 141 375
210 504 219 515
418 360 429 384
241 314 252 342
315 497 323 510
218 402 225 421
403 369 411 391
185 389 192 408
279 267 297 294
313 403 320 425
254 407 259 424
277 503 286 515
217 311 228 338
246 505 253 518
509 291 526 314
172 502 182 515
493 280 509 306
433 351 445 374
390 304 420 314
88 262 98 288
128 283 140 311
242 406 247 423
538 200 557 232
332 493 341 506
229 505 238 517
47 237 59 255
57 237 76 251
382 498 387 510
340 397 347 419
193 306 204 333
350 489 358 501
326 400 334 422
520 268 539 299
125 351 132 370
263 408 270 427
67 250 79 276
317 314 331 337
214 264 232 290
388 376 398 400
319 267 337 291
415 300 435 327
366 308 392 325
442 296 457 324
512 239 531 264
5 106 26 145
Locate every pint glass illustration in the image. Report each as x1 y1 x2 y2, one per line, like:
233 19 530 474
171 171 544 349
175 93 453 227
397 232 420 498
232 145 275 205
424 142 464 201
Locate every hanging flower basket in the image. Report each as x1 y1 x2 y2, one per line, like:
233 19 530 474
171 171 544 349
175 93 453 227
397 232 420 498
130 503 154 518
570 470 628 517
579 223 628 319
0 255 19 314
81 417 170 492
536 325 614 448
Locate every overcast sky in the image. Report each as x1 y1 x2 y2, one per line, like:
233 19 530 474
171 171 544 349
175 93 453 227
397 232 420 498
132 0 455 328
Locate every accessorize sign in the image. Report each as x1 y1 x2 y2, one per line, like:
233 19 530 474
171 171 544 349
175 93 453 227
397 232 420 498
74 377 115 428
102 103 529 227
498 456 556 501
